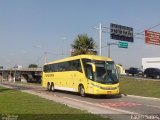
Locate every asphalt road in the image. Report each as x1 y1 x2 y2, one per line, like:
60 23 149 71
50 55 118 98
0 82 160 120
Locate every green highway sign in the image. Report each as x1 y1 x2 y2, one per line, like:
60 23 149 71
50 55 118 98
118 41 128 48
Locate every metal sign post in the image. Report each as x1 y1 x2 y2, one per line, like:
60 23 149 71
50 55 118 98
107 42 118 57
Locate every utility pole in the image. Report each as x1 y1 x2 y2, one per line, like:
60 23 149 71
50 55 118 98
108 43 110 58
93 23 107 56
99 23 102 56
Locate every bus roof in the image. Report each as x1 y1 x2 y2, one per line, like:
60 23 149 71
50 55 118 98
44 55 112 65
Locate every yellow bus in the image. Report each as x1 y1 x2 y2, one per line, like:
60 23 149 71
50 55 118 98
42 55 119 96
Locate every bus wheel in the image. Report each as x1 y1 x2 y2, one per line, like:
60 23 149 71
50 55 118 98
50 83 55 92
47 82 50 91
79 85 86 97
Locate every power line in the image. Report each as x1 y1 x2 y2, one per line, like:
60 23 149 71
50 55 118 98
135 23 160 36
146 23 160 31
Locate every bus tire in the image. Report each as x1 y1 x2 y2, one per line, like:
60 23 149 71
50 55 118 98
47 82 50 91
50 83 55 92
79 85 86 97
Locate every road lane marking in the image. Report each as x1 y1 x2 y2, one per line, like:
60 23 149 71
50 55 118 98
100 102 142 107
63 96 138 115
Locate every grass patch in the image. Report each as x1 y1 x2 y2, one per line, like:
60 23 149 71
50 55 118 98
120 76 160 98
0 87 109 120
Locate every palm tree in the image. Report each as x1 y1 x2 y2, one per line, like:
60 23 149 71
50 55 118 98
71 34 97 56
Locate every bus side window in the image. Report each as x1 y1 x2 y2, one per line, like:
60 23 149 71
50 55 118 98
75 60 82 72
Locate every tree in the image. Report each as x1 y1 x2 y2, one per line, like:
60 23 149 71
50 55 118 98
71 34 97 56
28 64 38 68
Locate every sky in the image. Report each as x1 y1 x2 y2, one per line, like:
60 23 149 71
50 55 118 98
0 0 160 69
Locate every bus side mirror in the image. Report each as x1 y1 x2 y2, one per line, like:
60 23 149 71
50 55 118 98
92 64 96 72
87 63 96 72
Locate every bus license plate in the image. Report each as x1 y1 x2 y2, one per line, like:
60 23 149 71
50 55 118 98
107 91 112 94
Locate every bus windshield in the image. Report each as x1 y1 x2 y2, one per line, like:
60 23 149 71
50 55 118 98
85 60 119 84
94 61 118 84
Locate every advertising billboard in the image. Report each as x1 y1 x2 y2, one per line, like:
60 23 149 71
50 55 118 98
145 30 160 45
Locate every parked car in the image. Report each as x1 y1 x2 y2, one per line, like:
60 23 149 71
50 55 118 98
143 68 160 79
125 67 143 76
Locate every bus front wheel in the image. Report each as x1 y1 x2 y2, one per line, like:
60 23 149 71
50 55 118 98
50 83 55 92
79 85 86 97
